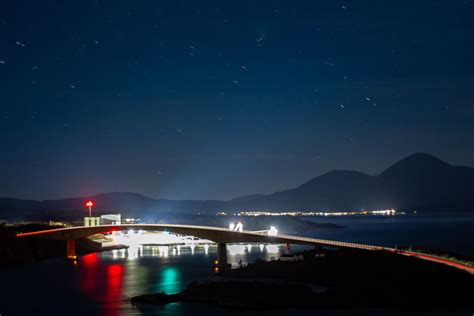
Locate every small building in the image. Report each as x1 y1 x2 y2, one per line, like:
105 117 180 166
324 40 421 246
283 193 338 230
100 213 121 225
84 217 100 227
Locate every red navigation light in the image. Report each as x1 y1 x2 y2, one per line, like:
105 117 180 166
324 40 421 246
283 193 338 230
85 200 94 208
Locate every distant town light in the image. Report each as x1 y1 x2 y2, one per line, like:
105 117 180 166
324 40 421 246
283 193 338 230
231 209 402 217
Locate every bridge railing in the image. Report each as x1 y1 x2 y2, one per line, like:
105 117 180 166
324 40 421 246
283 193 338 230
16 223 394 252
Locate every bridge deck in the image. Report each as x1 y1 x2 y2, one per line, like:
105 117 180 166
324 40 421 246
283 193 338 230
15 224 474 274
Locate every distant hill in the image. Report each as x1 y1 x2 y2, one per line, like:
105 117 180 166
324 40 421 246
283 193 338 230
230 153 474 212
1 153 473 219
376 153 474 211
0 192 225 221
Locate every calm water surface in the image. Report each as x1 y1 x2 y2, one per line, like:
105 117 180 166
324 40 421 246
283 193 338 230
307 213 474 256
1 214 473 316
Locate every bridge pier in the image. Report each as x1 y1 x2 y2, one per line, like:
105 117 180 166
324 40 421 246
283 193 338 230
217 242 228 271
66 240 76 260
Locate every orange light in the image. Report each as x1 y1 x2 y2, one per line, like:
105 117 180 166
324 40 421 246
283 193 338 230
214 267 219 273
85 200 94 208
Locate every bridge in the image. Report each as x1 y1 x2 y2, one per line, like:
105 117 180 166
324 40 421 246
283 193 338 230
16 224 474 273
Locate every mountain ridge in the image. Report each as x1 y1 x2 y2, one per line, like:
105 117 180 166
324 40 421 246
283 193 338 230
1 153 473 219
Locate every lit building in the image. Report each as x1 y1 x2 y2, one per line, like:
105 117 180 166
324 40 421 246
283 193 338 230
84 217 100 226
100 213 121 225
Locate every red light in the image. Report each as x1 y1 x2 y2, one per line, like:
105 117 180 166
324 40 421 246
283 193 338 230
85 200 94 208
82 252 98 267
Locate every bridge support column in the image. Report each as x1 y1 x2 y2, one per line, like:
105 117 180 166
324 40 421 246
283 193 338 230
66 240 77 260
217 242 228 271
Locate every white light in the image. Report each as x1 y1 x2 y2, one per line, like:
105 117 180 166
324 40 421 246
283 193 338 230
228 244 246 256
204 244 209 254
268 226 278 236
229 223 235 230
158 245 169 257
235 222 243 232
127 244 142 260
266 245 279 253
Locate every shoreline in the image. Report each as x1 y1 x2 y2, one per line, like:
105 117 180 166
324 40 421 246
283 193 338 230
132 247 474 310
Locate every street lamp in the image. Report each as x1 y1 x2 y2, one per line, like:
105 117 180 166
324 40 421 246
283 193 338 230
85 200 94 217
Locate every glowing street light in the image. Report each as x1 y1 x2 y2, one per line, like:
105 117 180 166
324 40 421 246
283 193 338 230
268 226 278 236
229 222 243 232
235 222 243 232
85 200 94 217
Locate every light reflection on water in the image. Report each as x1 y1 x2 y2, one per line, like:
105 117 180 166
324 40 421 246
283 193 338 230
158 267 181 294
73 243 295 315
3 215 474 315
306 214 474 256
103 243 284 266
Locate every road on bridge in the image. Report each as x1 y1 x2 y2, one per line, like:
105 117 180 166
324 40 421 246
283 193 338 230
16 223 474 274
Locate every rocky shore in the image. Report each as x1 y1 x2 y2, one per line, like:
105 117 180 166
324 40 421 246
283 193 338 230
132 248 474 310
132 281 320 309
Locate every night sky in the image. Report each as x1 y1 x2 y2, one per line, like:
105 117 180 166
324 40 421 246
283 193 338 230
0 0 473 201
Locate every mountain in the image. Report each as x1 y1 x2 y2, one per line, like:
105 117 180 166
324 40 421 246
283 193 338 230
376 153 474 211
230 170 375 211
230 153 474 212
0 153 473 219
0 192 225 221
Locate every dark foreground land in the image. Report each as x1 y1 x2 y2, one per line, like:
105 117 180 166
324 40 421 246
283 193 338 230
132 248 474 310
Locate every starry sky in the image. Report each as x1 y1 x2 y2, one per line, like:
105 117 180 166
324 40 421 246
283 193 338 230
0 0 473 201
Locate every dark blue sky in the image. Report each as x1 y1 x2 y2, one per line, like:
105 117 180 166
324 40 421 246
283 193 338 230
0 0 473 201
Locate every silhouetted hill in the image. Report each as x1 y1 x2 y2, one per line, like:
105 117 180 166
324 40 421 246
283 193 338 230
376 153 474 211
0 153 473 219
230 153 473 212
0 192 225 220
231 170 375 211
41 192 158 213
